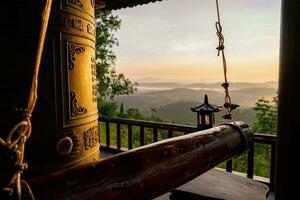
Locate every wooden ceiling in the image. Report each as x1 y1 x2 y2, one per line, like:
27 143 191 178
95 0 164 10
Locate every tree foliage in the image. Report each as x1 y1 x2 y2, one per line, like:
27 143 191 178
252 95 278 134
95 11 137 101
98 101 118 117
220 94 278 178
118 108 145 120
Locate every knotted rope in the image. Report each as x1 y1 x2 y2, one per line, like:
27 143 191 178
215 0 239 120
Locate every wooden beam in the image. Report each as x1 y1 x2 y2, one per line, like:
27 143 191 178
95 0 163 11
29 122 252 200
99 117 197 133
276 0 300 199
95 0 105 10
171 168 269 200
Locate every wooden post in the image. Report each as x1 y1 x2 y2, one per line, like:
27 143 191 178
140 126 145 146
128 125 133 149
153 127 158 142
106 122 110 147
117 123 121 150
276 0 300 199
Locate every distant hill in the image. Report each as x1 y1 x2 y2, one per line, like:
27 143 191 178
185 81 278 90
116 88 221 114
155 101 256 126
136 81 277 91
115 81 277 125
116 87 276 112
138 82 183 88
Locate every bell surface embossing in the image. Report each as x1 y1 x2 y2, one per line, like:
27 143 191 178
0 0 100 181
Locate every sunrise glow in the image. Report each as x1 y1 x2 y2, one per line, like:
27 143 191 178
112 0 281 82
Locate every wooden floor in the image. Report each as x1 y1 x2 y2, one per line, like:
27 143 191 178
155 168 269 200
100 150 268 200
154 193 172 200
100 149 116 158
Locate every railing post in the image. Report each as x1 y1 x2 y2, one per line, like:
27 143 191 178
140 126 144 146
168 130 173 138
153 128 158 142
270 143 276 191
226 160 232 173
106 122 110 147
128 125 133 150
117 123 121 150
247 141 254 179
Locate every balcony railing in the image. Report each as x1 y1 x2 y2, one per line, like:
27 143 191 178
99 117 277 191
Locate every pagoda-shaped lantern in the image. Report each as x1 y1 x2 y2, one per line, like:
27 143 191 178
191 94 221 130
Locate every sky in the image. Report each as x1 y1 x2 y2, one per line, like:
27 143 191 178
112 0 281 83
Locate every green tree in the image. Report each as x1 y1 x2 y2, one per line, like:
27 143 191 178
247 94 278 177
95 11 137 102
98 101 118 117
253 96 278 134
119 102 124 114
122 108 145 120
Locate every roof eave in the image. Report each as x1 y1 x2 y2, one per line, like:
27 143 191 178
95 0 164 11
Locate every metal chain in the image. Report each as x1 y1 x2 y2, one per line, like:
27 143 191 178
0 0 53 199
215 0 239 120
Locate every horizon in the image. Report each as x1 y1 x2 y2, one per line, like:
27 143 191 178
112 0 281 83
133 77 278 84
133 79 278 94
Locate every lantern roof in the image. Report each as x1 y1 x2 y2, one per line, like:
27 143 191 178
191 94 221 114
95 0 164 10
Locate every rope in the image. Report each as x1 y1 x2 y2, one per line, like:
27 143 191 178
215 0 239 120
0 0 53 199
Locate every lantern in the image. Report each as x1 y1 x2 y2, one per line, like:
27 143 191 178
191 94 221 130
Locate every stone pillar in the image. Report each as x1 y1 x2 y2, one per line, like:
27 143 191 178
0 0 99 181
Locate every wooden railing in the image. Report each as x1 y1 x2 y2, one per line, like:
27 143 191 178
100 117 197 152
99 117 277 191
225 133 277 191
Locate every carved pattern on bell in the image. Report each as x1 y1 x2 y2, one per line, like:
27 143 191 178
68 43 85 70
83 126 98 150
67 17 84 32
65 131 81 158
67 0 83 8
70 91 87 117
90 0 95 8
87 23 96 36
91 57 98 102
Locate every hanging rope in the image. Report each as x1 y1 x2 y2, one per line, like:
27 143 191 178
215 0 239 120
0 0 53 199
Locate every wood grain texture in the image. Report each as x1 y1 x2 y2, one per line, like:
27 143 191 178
172 168 268 200
29 122 252 200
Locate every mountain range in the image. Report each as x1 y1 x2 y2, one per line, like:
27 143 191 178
115 81 278 126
